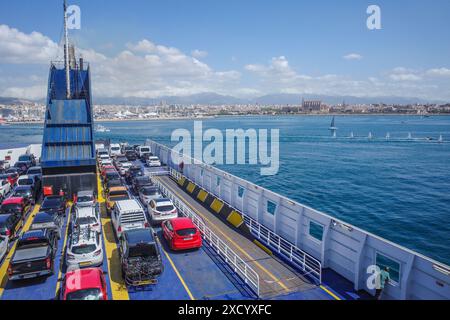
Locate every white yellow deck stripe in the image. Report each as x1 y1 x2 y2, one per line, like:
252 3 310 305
97 173 130 300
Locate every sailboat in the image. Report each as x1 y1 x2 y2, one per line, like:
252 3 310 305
438 134 443 143
368 132 373 139
350 132 354 139
386 132 390 140
329 116 338 130
408 132 412 139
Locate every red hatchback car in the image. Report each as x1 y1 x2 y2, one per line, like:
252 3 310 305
162 217 202 251
61 268 108 300
0 197 30 218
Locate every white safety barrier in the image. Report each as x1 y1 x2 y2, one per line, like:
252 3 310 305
154 178 261 297
169 168 322 285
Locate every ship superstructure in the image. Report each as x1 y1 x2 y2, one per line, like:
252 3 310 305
40 0 96 197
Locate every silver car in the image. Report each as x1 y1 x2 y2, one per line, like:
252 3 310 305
139 186 162 205
66 226 103 269
73 205 101 234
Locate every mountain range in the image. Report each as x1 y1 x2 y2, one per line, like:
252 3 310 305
0 93 447 106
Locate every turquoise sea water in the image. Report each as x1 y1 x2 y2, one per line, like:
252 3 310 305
1 115 449 265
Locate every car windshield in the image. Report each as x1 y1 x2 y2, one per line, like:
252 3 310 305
0 204 21 213
176 228 197 237
142 188 158 196
14 189 31 197
128 243 157 258
42 198 62 208
18 156 30 161
78 196 93 203
76 216 97 225
71 244 97 254
27 169 41 175
19 239 48 248
149 157 159 161
140 148 150 153
66 288 102 301
156 205 174 212
18 178 33 185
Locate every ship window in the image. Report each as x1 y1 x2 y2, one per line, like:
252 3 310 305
376 253 400 283
267 200 277 216
237 186 245 198
309 220 324 242
216 176 221 186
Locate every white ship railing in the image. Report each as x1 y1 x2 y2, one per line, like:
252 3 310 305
169 168 322 285
154 178 261 297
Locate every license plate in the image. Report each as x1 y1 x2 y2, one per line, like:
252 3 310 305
79 261 91 266
136 279 157 286
183 237 193 241
21 273 36 279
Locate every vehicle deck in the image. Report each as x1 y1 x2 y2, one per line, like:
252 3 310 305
0 163 370 300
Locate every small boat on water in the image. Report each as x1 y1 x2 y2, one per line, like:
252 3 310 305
349 132 354 138
438 134 443 143
95 124 110 133
386 132 390 140
368 132 373 139
329 116 338 131
408 132 412 139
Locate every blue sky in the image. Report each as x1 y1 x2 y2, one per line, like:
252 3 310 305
0 0 449 101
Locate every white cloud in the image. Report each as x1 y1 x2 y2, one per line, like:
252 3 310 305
426 68 450 77
0 24 59 64
343 53 362 60
191 49 208 59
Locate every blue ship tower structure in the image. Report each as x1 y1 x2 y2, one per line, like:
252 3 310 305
41 1 97 197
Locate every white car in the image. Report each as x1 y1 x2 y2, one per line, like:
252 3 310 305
0 235 8 262
66 226 103 269
109 143 121 157
119 162 132 176
147 198 178 225
0 179 11 199
73 205 101 234
146 156 161 167
111 199 149 239
100 159 113 167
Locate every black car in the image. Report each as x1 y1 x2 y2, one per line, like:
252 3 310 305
8 229 58 281
0 213 23 239
132 176 153 194
13 162 30 175
125 165 143 184
40 196 67 216
26 166 42 179
12 185 36 204
30 211 63 239
105 179 123 194
119 228 163 286
18 154 36 167
125 150 137 161
104 170 121 184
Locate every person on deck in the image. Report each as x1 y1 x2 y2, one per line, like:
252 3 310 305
375 267 391 300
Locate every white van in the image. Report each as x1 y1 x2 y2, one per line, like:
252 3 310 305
109 143 121 157
137 146 151 159
111 199 149 238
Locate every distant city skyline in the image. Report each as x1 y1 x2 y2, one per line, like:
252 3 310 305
0 0 449 101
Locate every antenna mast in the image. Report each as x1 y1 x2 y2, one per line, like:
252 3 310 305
64 0 71 99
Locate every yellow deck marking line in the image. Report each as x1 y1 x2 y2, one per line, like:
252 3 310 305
157 239 195 300
97 173 130 300
158 177 290 292
0 204 41 298
54 205 72 296
320 285 341 300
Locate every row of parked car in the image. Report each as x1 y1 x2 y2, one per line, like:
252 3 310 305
97 144 203 287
